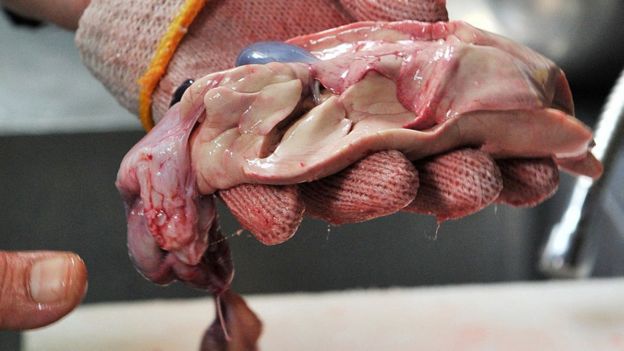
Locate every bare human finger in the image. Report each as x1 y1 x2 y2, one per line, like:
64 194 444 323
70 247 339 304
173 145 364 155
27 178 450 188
0 251 87 330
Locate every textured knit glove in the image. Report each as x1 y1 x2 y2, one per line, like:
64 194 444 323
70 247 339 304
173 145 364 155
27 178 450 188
76 0 600 246
76 2 601 350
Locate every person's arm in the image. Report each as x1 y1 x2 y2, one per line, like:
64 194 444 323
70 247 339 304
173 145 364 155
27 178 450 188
1 0 89 29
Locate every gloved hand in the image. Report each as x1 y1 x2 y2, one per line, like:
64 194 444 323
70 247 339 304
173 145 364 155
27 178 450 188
76 0 600 247
76 0 448 126
77 2 601 350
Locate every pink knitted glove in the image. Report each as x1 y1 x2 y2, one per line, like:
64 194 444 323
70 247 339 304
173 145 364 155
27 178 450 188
77 0 599 244
77 1 602 350
76 3 454 350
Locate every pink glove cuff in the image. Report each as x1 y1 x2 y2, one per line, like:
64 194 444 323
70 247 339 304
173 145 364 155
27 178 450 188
76 0 206 130
75 0 448 130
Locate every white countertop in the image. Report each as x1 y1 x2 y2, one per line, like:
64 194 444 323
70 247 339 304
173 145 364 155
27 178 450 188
24 278 624 351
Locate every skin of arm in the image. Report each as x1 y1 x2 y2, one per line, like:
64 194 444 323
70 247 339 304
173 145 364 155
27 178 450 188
1 0 90 29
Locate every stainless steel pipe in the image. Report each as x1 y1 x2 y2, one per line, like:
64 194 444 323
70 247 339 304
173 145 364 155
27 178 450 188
540 68 624 278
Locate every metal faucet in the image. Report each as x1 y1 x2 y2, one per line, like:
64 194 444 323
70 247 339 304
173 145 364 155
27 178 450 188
539 67 624 278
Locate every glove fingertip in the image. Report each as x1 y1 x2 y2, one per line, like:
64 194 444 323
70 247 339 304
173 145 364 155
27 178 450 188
404 148 503 221
496 157 560 207
219 184 304 245
301 150 419 225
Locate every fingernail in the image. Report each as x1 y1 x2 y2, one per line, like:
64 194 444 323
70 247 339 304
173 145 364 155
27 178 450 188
29 256 74 304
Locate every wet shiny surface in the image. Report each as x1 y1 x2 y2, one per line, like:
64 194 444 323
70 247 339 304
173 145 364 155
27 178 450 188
2 6 623 351
235 41 319 66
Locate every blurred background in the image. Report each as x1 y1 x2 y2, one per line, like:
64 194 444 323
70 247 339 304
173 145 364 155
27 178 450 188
1 0 624 349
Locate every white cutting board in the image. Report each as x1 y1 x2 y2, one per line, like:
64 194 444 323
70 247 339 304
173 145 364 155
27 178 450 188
24 279 624 351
